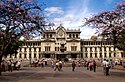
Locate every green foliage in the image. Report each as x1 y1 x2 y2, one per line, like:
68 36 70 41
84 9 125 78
115 43 125 51
84 1 125 51
115 32 125 51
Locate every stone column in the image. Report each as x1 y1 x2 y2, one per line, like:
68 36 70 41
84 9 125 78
88 47 90 59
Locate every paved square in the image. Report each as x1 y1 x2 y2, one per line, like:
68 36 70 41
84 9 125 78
0 66 125 82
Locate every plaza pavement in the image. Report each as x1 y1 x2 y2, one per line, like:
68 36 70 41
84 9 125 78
0 66 125 82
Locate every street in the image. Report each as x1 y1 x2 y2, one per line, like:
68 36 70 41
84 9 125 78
0 66 125 82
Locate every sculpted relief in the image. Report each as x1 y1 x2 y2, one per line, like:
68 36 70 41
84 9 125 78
57 29 65 38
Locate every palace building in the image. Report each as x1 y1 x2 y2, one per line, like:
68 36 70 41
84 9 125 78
6 25 124 60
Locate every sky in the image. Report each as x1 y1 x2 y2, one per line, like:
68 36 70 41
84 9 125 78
40 0 121 39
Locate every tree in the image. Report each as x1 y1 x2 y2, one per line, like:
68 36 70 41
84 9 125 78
0 0 46 75
84 1 125 52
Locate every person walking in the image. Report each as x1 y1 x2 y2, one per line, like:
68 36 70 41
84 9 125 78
59 60 63 71
89 61 93 71
86 61 89 70
1 60 6 72
105 60 110 76
8 60 13 72
72 61 76 71
93 60 96 72
51 61 54 69
54 61 59 71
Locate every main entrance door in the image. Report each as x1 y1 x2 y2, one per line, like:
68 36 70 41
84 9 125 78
71 54 77 59
56 54 66 60
44 54 50 58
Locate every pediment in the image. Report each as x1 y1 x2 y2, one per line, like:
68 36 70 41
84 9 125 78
56 25 66 38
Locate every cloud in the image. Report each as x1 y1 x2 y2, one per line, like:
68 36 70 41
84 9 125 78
45 0 97 39
52 0 92 27
44 7 64 16
80 27 97 39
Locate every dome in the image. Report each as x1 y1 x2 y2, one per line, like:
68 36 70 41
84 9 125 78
91 35 97 41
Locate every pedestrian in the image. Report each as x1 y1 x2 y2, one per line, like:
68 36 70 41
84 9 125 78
93 60 96 72
51 61 54 69
59 60 63 71
86 61 89 70
54 61 59 71
16 61 21 70
8 60 13 72
1 60 6 72
105 60 110 76
44 59 48 66
89 61 93 71
72 61 76 71
102 59 107 75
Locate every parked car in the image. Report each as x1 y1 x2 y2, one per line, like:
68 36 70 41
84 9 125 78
122 62 125 68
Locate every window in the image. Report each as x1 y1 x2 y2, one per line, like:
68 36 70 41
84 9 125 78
95 47 97 52
100 53 102 58
95 53 97 58
55 47 59 51
69 34 71 38
34 54 36 58
71 46 77 51
85 47 87 52
38 42 41 46
19 54 22 58
39 54 41 58
104 47 106 51
85 53 88 58
50 34 52 38
46 34 49 38
45 46 51 51
109 53 111 57
24 48 26 51
104 53 106 58
73 34 75 38
33 43 35 46
39 48 41 52
90 53 92 58
99 47 102 51
29 48 31 52
20 48 22 52
29 54 31 58
24 54 26 58
90 47 92 52
34 48 36 52
109 47 111 51
76 34 78 38
43 34 45 38
114 53 116 57
121 52 124 58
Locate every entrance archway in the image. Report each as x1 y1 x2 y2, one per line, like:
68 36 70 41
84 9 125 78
56 54 66 60
44 54 50 58
71 54 77 59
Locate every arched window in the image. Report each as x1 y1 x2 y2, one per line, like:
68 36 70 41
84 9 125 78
50 34 52 38
76 34 78 38
73 34 75 38
69 34 71 38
